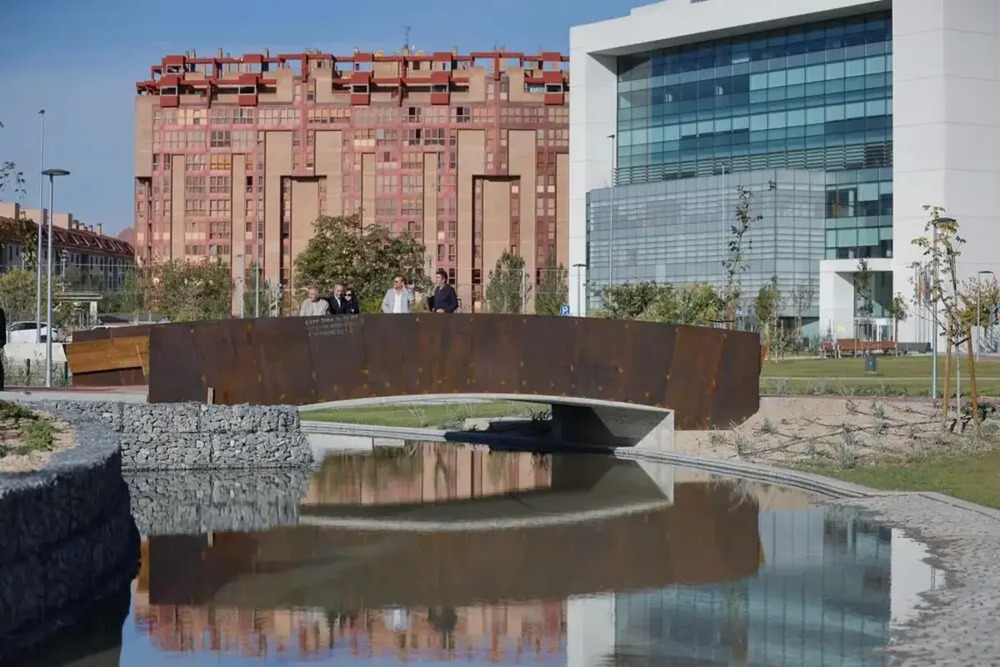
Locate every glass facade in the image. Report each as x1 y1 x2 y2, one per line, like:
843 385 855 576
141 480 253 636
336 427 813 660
612 507 892 665
615 10 893 262
587 169 825 317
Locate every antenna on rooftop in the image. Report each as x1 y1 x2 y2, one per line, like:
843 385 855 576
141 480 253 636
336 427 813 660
403 26 411 54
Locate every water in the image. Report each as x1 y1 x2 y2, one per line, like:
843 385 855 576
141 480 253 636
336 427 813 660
16 442 943 666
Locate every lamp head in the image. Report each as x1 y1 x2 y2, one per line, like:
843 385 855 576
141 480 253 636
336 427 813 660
41 168 70 177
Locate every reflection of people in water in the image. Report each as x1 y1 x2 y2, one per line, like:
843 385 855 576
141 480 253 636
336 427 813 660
428 606 458 650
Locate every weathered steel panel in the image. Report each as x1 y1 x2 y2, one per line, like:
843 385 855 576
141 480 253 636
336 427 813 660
147 314 760 429
67 324 157 387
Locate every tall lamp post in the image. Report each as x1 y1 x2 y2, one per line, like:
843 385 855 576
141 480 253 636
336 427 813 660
977 270 994 361
41 168 70 388
607 133 617 287
35 110 45 343
572 262 587 316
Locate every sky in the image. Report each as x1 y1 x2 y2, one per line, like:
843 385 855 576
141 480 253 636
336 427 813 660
0 0 642 236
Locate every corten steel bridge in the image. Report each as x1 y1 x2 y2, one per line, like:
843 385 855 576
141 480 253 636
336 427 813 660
67 314 761 448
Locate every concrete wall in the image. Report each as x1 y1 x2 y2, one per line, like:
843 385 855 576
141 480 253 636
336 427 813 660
0 407 140 662
29 401 313 470
892 0 1000 345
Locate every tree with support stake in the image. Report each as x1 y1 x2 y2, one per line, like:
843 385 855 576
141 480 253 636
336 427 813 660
912 206 983 435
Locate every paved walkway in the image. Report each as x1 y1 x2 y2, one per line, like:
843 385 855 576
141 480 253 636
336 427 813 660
0 386 147 403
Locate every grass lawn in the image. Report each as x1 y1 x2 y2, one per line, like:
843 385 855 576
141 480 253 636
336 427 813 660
762 355 1000 396
302 400 548 428
806 450 1000 510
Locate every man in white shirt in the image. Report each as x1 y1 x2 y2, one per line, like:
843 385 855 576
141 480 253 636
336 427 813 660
381 274 414 314
299 286 331 317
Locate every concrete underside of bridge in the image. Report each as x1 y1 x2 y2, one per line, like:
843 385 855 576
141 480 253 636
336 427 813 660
550 402 675 450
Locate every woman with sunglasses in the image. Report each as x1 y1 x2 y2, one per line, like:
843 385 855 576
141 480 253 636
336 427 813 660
342 288 361 314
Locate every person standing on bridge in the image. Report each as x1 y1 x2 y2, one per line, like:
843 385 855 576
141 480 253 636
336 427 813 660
299 286 331 317
427 269 458 313
341 288 361 314
381 275 414 314
326 284 346 314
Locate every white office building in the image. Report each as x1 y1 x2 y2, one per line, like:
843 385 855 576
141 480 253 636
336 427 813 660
570 0 1000 347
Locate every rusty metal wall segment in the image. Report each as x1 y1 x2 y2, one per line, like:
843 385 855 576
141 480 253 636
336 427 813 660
147 314 760 430
68 324 156 387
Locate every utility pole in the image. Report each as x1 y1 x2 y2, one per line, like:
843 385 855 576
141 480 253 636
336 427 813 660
35 110 45 344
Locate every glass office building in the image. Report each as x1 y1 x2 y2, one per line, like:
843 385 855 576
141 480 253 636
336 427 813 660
581 9 894 322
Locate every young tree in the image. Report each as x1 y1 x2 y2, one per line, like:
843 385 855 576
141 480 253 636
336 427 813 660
853 257 874 351
294 213 430 305
665 283 724 325
886 293 909 354
0 268 75 328
599 282 667 320
754 275 782 359
140 259 234 322
721 185 760 328
99 267 146 317
485 251 531 314
534 253 569 316
0 217 39 269
0 121 25 201
958 275 1000 426
601 281 723 325
789 280 815 351
912 206 972 427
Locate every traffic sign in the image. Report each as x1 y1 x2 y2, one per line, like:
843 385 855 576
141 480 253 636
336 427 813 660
560 304 571 316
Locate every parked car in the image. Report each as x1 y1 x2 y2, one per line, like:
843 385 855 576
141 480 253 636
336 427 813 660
6 321 64 344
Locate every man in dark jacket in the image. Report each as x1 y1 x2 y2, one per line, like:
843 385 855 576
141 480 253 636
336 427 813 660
326 284 346 315
427 269 458 313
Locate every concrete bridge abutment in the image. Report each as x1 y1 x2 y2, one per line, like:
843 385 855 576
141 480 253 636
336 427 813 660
550 403 675 452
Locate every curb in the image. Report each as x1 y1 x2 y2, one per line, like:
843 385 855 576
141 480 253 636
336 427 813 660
301 420 884 501
299 420 1000 519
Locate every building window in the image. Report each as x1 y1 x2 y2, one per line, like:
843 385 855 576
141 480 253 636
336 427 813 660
210 130 232 148
185 176 206 195
209 176 231 194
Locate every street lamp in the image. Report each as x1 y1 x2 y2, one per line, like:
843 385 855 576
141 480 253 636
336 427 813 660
572 262 587 316
41 168 70 388
35 110 45 343
977 270 994 361
909 261 923 345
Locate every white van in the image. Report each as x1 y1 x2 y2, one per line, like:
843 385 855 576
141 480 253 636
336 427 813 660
6 321 64 344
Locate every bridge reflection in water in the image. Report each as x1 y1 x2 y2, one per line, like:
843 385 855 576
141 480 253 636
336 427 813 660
125 445 939 666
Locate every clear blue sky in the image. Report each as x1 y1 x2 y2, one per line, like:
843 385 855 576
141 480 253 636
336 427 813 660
0 0 640 235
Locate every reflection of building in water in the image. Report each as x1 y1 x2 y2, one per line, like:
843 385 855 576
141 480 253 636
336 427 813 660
577 505 942 666
303 443 552 506
133 578 564 662
132 459 778 664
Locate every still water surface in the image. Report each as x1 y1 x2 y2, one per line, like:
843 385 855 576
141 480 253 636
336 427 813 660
25 442 941 666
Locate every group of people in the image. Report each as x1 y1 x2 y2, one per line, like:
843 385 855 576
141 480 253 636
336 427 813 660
299 269 459 317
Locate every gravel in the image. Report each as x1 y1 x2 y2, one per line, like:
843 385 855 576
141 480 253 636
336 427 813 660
25 400 313 470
